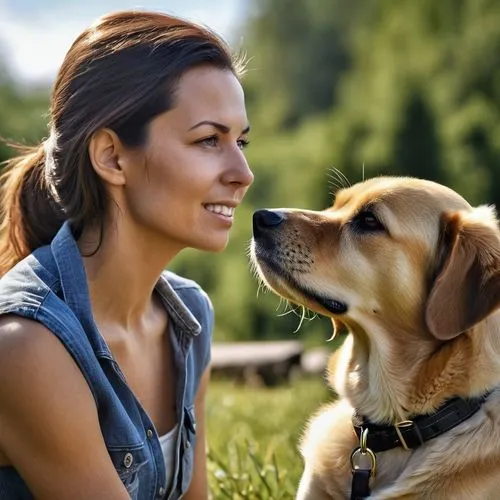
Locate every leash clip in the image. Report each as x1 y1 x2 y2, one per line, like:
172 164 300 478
350 427 377 476
350 428 376 499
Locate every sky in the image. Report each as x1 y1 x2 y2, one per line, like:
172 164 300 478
0 0 250 84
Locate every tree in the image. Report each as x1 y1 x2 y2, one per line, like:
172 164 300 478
2 0 500 344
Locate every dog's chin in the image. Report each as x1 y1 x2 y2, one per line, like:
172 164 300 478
254 255 348 316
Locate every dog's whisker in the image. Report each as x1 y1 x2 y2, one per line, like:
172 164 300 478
326 180 344 199
326 177 341 188
279 300 298 316
326 172 344 187
277 308 296 317
326 330 337 342
327 168 351 199
331 166 351 188
275 297 285 313
276 297 293 315
327 178 344 196
291 303 305 318
304 309 318 321
293 306 307 333
326 167 346 189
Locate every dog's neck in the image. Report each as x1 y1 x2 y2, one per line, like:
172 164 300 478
336 312 500 424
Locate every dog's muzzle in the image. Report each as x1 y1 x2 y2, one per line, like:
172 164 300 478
251 208 349 315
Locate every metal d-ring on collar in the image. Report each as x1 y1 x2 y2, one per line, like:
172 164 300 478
350 427 376 500
348 391 492 499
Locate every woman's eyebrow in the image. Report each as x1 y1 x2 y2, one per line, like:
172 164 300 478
189 120 251 134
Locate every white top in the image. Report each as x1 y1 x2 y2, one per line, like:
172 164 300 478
159 423 179 492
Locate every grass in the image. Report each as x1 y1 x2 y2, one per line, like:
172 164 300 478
206 376 334 499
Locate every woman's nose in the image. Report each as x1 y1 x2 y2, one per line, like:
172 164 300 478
222 152 254 187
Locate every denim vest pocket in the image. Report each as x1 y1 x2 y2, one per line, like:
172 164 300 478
180 405 197 494
109 444 149 500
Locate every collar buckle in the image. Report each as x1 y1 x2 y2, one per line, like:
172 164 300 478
352 391 491 454
394 420 423 451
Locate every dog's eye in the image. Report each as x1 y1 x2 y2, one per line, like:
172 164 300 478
351 211 385 232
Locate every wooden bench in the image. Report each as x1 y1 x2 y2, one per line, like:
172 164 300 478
210 340 304 386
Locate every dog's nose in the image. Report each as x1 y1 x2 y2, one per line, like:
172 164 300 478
253 209 285 235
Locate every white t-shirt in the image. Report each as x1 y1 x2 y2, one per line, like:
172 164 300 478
159 423 179 491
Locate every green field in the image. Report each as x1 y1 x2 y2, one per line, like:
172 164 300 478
206 376 334 499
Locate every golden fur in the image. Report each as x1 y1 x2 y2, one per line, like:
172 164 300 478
251 177 500 499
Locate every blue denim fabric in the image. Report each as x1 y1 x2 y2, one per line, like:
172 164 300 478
0 222 213 500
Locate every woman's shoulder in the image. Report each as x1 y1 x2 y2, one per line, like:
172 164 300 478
0 315 87 399
0 248 91 355
0 314 131 500
0 247 58 314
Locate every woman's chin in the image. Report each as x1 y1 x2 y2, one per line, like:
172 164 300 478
196 235 230 253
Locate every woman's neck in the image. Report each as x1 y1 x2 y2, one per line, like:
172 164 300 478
77 216 182 329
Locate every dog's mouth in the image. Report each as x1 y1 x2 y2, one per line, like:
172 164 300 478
310 295 348 315
253 249 348 316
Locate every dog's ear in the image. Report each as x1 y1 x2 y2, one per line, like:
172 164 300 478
426 206 500 340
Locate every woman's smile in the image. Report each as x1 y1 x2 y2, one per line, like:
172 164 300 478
204 203 237 226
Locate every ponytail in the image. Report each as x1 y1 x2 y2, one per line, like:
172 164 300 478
0 144 65 276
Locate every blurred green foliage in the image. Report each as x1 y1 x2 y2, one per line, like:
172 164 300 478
1 0 499 342
0 71 49 162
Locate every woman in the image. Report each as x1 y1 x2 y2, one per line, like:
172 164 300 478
0 10 253 500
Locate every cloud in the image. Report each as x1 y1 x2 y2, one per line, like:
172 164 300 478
0 0 247 84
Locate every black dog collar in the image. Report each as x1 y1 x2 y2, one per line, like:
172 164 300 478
352 392 491 452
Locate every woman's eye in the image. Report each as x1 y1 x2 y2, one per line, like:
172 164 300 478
237 138 250 150
198 136 218 147
351 210 385 232
196 136 249 150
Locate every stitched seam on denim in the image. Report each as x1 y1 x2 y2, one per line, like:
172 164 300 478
32 257 59 290
34 280 57 317
107 442 146 451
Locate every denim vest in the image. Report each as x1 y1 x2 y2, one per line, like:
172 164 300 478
0 222 213 500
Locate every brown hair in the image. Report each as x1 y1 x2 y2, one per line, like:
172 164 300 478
0 10 242 276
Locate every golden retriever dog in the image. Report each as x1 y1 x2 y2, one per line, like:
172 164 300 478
250 177 500 499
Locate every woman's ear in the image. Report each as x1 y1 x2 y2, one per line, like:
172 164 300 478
88 128 127 186
425 206 500 340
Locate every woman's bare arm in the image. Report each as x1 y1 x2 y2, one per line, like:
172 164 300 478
0 315 131 500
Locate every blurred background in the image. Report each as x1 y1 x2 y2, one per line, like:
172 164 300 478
2 0 500 345
2 0 500 496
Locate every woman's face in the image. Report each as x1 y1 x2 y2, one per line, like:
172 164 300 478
122 65 253 253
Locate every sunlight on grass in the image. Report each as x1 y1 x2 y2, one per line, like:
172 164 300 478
206 377 334 499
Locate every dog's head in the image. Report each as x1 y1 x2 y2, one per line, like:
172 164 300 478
251 177 500 343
